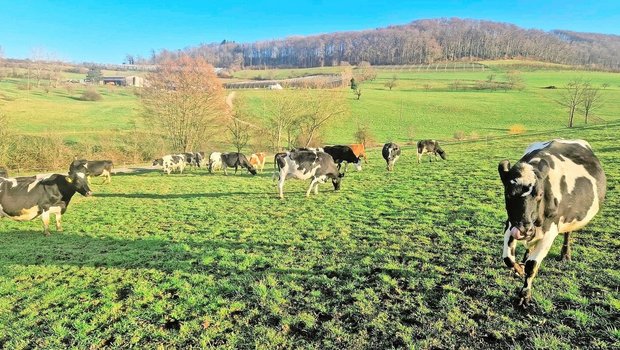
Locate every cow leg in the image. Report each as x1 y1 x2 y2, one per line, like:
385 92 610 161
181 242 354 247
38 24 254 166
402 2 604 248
417 153 421 164
558 232 572 262
278 174 285 199
306 177 320 197
41 211 51 236
518 227 558 306
502 227 524 276
223 165 228 176
314 181 320 195
55 212 63 231
521 248 530 263
234 166 238 174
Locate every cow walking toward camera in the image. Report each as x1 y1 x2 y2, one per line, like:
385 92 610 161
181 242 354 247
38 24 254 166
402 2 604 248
417 140 446 163
382 143 401 171
499 139 606 306
275 150 344 199
0 163 93 235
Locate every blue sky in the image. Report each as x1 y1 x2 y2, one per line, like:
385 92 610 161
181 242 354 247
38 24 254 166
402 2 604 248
1 0 618 64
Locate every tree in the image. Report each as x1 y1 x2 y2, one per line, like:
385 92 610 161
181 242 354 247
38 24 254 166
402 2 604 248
141 55 228 151
581 82 603 124
558 79 586 128
261 91 301 151
227 115 250 153
357 61 377 81
86 67 102 84
353 124 375 147
296 90 348 147
354 88 362 100
385 75 398 90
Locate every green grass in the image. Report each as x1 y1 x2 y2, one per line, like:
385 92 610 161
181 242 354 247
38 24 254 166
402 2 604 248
1 124 618 348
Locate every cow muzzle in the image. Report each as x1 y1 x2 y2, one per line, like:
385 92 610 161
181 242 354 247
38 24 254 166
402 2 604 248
510 225 534 240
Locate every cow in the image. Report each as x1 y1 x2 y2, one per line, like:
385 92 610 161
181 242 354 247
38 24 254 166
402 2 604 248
275 150 344 199
291 147 324 152
0 166 8 177
382 143 401 171
417 140 446 163
208 152 224 173
499 139 606 306
323 145 362 172
70 159 113 184
349 143 368 164
249 152 267 172
0 163 93 235
182 152 202 168
220 153 257 175
152 154 186 175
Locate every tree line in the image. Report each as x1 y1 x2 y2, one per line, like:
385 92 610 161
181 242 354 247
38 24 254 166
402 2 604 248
147 18 620 71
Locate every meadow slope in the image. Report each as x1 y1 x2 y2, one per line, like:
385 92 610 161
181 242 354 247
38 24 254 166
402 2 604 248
1 124 618 349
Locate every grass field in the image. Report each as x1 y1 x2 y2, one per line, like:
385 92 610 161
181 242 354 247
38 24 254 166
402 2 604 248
1 123 618 348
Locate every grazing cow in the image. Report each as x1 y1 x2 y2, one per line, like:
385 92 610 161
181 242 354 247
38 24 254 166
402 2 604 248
249 152 267 172
417 140 446 163
220 153 257 175
323 145 362 172
0 163 92 235
382 143 401 171
0 166 8 178
152 154 186 175
182 152 203 168
70 159 113 184
275 150 344 199
349 143 368 163
208 152 223 173
291 147 324 152
499 139 606 306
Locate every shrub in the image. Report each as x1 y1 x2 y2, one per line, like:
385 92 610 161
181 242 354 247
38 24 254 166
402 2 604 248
354 124 375 147
469 131 480 140
79 89 103 101
453 130 466 140
508 124 526 135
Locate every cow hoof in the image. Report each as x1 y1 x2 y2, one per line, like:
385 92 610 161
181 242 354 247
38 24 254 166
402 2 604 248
518 289 532 307
513 263 525 277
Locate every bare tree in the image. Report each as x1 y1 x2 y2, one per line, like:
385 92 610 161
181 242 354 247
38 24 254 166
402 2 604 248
581 82 604 124
558 79 586 128
261 91 301 151
353 124 375 147
385 75 398 90
297 90 348 147
141 55 228 151
227 115 250 153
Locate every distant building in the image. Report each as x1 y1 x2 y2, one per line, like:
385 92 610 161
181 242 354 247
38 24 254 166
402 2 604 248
100 76 145 87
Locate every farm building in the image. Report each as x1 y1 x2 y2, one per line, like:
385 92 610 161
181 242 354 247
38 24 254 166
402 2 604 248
100 76 145 87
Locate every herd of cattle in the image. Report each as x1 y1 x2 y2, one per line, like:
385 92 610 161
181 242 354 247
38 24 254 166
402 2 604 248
0 138 608 306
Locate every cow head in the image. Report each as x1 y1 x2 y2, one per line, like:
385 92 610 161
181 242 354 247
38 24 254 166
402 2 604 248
248 165 257 175
353 159 362 171
499 159 550 240
437 148 447 160
332 172 345 191
68 164 93 196
152 158 163 166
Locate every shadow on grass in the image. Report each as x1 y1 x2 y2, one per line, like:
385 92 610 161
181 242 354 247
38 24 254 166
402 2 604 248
0 230 376 278
95 191 273 199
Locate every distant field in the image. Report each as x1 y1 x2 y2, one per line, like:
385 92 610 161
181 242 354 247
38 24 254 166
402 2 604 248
1 60 619 153
1 124 618 348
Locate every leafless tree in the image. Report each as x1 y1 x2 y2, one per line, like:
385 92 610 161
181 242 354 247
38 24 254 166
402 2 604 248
297 90 348 147
385 75 398 90
581 82 604 124
353 124 375 147
260 91 301 151
141 55 228 151
558 79 586 128
227 115 251 153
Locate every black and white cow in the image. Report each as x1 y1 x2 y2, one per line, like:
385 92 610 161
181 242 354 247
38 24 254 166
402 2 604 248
0 163 92 235
382 142 401 171
152 154 186 175
70 159 113 184
220 153 257 176
208 152 223 173
0 166 8 177
323 145 362 172
182 152 202 168
417 140 446 163
499 139 606 306
275 150 344 199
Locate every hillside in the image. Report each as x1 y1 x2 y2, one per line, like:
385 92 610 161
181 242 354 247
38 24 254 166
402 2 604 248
153 18 620 70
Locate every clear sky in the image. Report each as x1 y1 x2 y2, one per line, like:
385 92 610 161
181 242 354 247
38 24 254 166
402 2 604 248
1 0 618 64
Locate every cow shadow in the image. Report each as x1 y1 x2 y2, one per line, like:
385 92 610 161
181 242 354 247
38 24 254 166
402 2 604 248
95 191 273 199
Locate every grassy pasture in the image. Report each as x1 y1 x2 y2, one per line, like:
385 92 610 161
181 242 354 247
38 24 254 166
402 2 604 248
0 124 618 348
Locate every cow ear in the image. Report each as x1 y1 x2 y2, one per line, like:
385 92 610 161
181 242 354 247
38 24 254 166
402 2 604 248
498 160 511 185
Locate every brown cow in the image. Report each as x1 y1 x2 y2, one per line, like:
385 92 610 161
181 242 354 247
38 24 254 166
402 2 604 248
249 152 267 172
349 144 368 163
